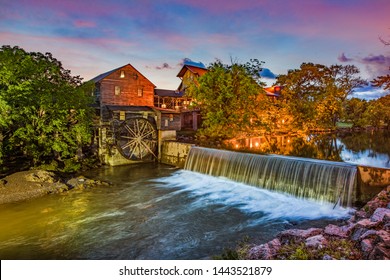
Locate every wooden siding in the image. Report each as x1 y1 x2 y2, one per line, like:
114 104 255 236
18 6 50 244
160 113 181 131
99 65 154 106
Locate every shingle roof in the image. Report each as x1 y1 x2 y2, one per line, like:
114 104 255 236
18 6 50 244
154 89 184 97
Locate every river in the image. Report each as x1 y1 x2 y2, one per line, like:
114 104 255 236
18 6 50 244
0 164 351 260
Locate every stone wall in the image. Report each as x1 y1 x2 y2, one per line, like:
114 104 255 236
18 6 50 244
160 141 193 168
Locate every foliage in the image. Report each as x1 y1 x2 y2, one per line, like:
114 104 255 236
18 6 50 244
0 45 94 169
212 236 252 260
187 59 266 138
363 94 390 128
342 98 368 127
276 63 366 131
276 239 362 260
372 74 390 91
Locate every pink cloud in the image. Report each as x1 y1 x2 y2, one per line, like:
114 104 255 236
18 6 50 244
73 20 96 28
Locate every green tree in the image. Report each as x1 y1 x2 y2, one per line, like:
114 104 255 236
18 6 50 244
187 59 265 138
342 98 368 127
364 94 390 128
0 45 94 169
276 63 366 131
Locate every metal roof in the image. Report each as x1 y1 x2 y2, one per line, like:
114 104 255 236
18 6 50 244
177 65 208 78
90 64 156 87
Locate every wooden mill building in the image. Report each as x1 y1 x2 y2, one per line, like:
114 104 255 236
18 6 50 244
91 63 202 165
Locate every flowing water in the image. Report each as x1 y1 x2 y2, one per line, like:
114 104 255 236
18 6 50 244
0 164 351 260
185 147 357 207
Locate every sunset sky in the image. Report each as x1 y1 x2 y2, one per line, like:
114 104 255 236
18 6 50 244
1 0 389 98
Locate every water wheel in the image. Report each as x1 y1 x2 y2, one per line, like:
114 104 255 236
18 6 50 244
115 117 158 160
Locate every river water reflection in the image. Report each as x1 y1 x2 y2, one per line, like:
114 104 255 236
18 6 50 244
0 164 351 260
226 130 390 168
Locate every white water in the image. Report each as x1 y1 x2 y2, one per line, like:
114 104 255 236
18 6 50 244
155 170 352 223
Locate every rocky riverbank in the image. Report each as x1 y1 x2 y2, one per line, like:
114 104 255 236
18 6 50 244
0 169 110 204
244 186 390 260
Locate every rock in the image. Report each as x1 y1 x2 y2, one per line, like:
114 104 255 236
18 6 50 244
247 238 281 260
376 230 390 247
371 208 390 223
25 170 55 183
368 244 390 260
351 210 369 222
277 228 323 244
324 224 348 238
359 230 378 241
322 254 333 260
356 219 380 229
305 234 327 248
360 239 374 257
351 228 366 241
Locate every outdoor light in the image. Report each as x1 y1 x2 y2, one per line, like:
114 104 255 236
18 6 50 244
161 103 166 108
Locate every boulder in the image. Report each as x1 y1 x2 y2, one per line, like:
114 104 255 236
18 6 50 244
247 238 281 260
324 224 348 238
277 228 323 244
25 170 56 183
305 234 327 248
371 208 390 223
360 239 374 257
368 244 390 260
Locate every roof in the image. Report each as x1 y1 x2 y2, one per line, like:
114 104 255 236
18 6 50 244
90 66 122 83
177 65 208 78
104 105 155 112
154 89 184 97
264 86 282 97
90 64 156 87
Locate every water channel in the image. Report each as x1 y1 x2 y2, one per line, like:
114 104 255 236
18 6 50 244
0 164 350 260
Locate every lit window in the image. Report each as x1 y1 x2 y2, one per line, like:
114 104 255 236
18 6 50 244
120 70 125 78
115 86 121 95
138 88 143 97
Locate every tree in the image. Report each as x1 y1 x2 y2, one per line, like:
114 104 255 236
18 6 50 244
187 59 265 138
0 45 94 169
372 32 390 91
342 98 368 128
276 63 366 131
364 94 390 128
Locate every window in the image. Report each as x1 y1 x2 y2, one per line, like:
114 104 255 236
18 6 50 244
115 86 121 95
119 111 125 120
120 70 125 78
137 88 143 97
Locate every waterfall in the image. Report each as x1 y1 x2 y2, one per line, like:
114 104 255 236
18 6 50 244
184 147 357 207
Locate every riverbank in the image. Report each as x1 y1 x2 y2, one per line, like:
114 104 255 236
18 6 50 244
218 186 390 260
0 169 110 204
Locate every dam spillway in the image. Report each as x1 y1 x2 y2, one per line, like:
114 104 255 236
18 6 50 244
184 147 358 207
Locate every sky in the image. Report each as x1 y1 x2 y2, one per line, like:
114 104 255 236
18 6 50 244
1 0 390 99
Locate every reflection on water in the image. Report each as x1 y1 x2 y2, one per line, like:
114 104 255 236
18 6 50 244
226 130 390 168
0 164 351 260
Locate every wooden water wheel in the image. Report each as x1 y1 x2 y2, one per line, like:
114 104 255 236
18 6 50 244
115 117 158 160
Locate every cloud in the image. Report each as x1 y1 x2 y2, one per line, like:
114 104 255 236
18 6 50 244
155 63 173 70
338 52 390 79
178 58 206 68
73 20 96 28
260 68 277 79
338 52 353 62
